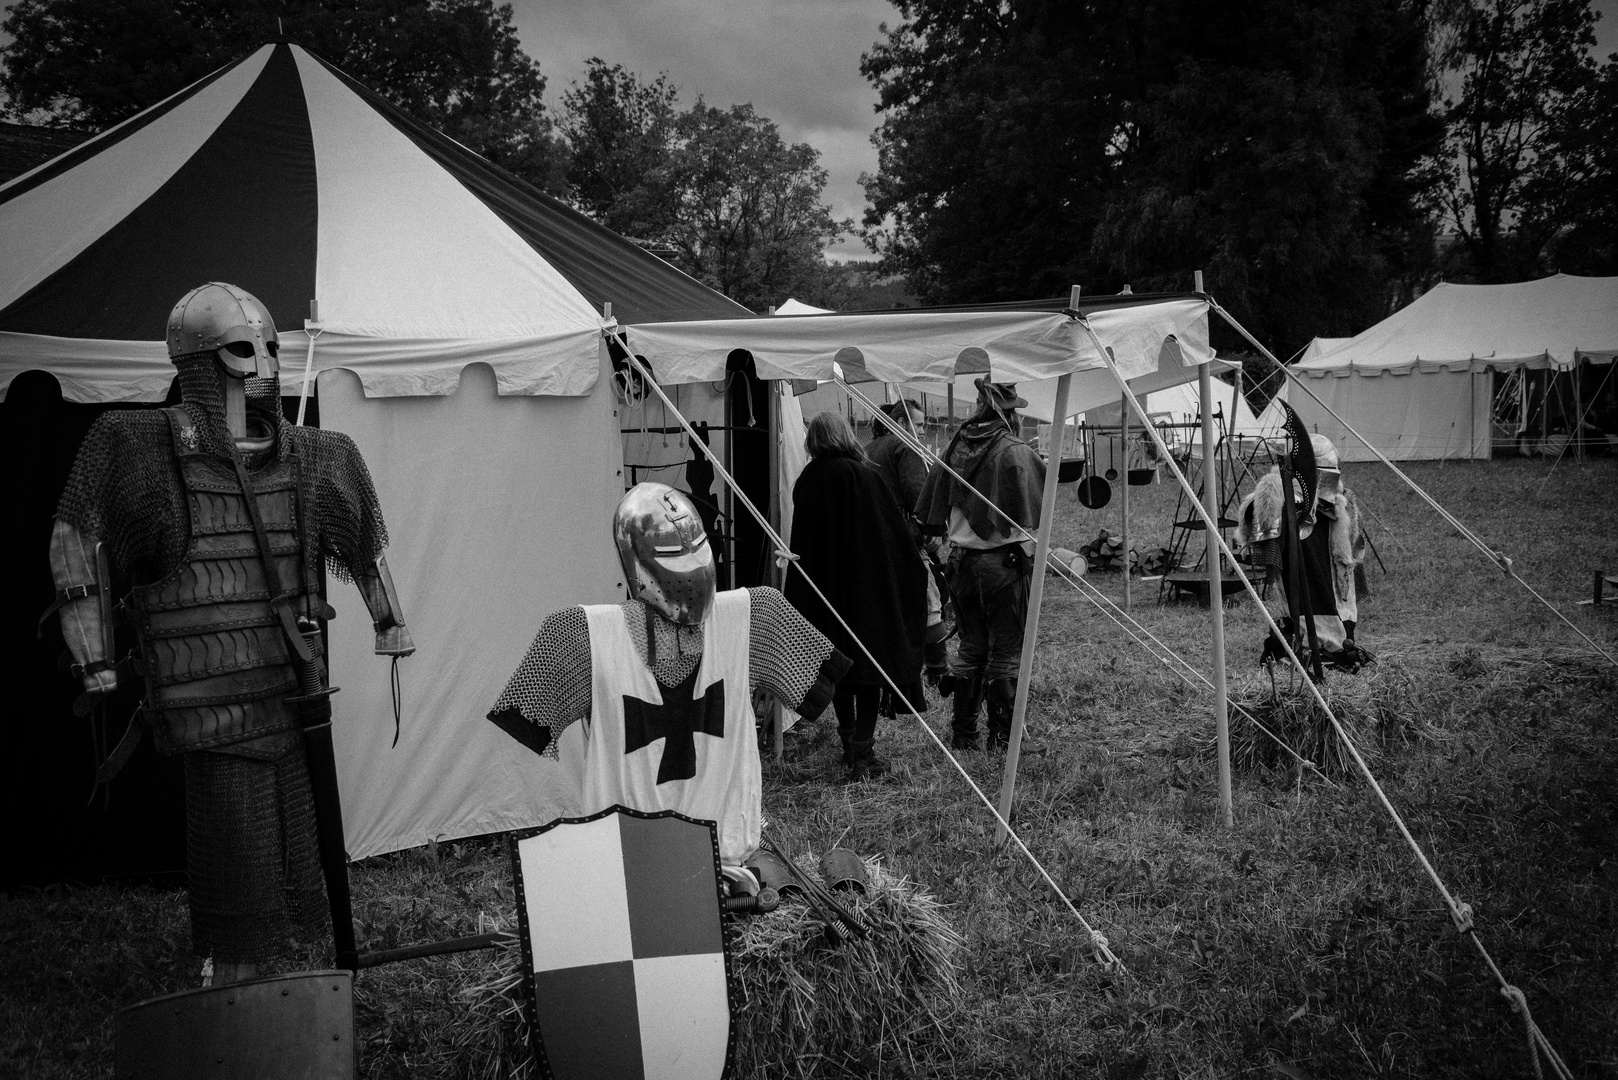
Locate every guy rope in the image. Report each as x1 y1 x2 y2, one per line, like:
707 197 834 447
603 319 1124 972
1077 314 1575 1080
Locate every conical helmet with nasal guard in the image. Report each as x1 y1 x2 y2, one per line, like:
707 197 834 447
167 282 280 379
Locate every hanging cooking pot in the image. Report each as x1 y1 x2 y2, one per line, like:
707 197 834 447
1076 473 1112 509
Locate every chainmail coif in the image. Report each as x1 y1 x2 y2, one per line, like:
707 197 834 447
55 353 388 583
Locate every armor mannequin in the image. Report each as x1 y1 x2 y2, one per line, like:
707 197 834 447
1237 426 1370 671
489 483 850 865
50 283 413 982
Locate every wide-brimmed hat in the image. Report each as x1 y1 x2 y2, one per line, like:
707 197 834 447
974 377 1027 410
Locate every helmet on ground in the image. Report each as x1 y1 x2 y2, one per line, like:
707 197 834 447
167 282 279 379
613 483 716 626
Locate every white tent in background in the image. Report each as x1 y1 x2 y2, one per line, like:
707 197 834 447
1300 337 1351 364
1291 275 1618 461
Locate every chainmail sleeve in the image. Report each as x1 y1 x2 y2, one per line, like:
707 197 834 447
747 586 850 720
487 606 593 759
54 411 186 578
284 426 389 582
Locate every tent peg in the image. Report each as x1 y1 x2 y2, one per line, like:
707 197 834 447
1193 270 1204 294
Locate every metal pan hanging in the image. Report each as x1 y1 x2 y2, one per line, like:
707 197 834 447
1076 473 1112 509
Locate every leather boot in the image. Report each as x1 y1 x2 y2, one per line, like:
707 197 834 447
986 677 1036 753
950 671 984 750
847 738 889 781
835 710 856 765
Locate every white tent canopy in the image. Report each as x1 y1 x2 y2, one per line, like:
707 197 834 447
1291 275 1618 461
626 297 1213 389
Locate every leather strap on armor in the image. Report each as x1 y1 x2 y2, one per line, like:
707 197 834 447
36 583 102 638
227 443 313 663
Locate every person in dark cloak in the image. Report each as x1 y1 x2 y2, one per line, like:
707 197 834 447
914 378 1046 751
867 399 930 512
867 399 950 682
785 411 927 779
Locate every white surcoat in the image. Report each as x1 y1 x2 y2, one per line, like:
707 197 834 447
574 589 759 864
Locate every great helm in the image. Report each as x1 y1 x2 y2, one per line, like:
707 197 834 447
613 482 716 626
167 282 279 379
1310 433 1343 502
1309 433 1341 472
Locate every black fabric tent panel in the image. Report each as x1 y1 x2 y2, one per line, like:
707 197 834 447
0 45 319 341
303 50 750 326
1 372 186 885
0 51 252 208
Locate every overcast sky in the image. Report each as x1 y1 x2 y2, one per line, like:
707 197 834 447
3 0 1613 263
506 0 899 262
512 0 1617 265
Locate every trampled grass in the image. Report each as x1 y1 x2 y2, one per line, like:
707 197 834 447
3 457 1615 1078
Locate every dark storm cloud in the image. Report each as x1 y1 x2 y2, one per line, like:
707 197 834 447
508 0 899 260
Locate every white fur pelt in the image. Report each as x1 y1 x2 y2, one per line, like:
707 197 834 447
1236 468 1365 611
1236 469 1285 546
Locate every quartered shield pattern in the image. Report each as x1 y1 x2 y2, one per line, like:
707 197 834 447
511 806 734 1080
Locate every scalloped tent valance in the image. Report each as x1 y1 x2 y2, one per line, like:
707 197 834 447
1294 275 1618 377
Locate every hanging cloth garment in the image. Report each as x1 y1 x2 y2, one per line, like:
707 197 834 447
576 589 758 864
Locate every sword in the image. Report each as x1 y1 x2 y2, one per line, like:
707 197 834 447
287 617 360 973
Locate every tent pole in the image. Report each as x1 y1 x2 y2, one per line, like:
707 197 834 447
724 379 736 591
1120 390 1131 610
296 300 322 427
769 380 786 761
1574 361 1583 464
995 369 1071 846
1200 360 1234 827
947 383 955 430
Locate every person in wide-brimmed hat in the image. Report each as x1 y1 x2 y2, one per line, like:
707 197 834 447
913 376 1046 751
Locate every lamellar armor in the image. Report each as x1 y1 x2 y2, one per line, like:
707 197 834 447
130 407 321 753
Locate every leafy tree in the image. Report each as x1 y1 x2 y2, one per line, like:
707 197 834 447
667 101 850 312
1431 0 1603 281
560 67 850 312
0 0 567 193
860 0 1445 354
1539 56 1618 274
560 58 679 244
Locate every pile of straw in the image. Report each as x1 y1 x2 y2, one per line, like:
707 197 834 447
1226 653 1433 779
454 858 964 1079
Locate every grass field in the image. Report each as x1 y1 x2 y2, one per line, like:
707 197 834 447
4 457 1615 1079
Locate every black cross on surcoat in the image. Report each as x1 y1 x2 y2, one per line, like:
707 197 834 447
622 667 726 784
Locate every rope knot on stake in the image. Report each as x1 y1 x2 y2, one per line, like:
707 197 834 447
773 549 800 570
1090 930 1110 953
1493 550 1514 576
1451 900 1475 935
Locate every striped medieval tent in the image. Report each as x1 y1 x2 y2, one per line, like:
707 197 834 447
0 40 745 882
